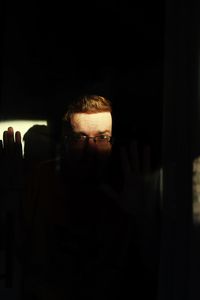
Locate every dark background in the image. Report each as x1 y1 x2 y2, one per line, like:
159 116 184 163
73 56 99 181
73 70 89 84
2 3 200 299
0 1 165 163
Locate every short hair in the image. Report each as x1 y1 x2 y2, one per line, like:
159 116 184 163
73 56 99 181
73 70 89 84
63 94 112 123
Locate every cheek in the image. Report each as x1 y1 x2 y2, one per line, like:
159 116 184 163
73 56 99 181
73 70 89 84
64 143 85 163
69 142 85 151
65 142 112 164
95 143 112 159
98 143 112 152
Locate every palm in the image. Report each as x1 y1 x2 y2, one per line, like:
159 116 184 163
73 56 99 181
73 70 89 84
101 141 152 216
0 127 23 191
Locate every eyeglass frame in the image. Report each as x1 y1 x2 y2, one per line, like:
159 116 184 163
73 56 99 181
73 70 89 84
64 133 113 144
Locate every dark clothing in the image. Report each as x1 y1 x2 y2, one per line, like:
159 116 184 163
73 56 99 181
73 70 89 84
21 159 158 299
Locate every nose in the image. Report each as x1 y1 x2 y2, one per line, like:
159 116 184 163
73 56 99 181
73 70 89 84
85 138 97 153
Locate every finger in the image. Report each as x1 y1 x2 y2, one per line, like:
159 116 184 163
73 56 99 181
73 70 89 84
0 140 3 158
15 131 22 144
129 140 140 174
120 146 132 179
7 127 15 155
7 127 14 144
15 131 23 158
143 144 151 174
3 130 8 152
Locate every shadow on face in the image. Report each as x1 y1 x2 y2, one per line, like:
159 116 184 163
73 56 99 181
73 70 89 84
64 112 113 181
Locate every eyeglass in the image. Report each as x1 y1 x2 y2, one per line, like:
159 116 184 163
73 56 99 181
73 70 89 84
65 134 112 144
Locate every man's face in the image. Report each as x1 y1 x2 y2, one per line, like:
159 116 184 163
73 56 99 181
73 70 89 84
71 111 112 152
65 112 112 181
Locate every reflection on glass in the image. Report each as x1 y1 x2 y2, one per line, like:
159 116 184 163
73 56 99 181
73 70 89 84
0 120 47 155
193 157 200 223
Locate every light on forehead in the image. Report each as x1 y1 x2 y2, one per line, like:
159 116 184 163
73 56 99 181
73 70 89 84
71 112 112 134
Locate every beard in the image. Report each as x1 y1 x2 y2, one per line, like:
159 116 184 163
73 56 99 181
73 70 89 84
63 149 110 185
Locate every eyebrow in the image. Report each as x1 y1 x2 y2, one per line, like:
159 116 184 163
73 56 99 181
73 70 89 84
98 130 111 135
74 130 111 136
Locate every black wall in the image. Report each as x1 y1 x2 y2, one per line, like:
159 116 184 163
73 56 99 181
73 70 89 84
0 1 165 159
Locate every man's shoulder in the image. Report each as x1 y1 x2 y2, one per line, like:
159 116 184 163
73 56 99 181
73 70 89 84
33 158 61 175
27 158 63 189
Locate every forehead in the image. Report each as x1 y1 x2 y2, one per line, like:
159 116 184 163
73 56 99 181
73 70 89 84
71 112 112 133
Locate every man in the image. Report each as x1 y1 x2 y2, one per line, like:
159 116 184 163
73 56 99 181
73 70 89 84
20 94 160 299
60 94 113 184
